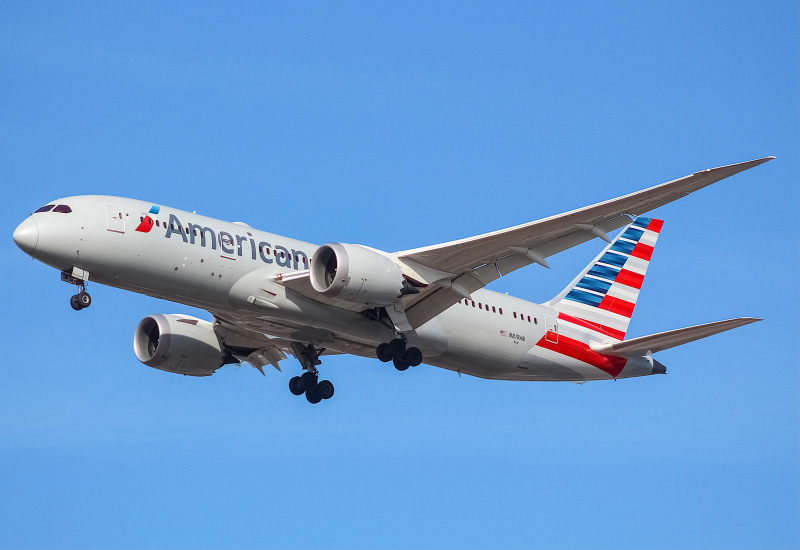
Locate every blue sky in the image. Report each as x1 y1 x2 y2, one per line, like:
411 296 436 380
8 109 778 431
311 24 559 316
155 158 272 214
1 2 797 549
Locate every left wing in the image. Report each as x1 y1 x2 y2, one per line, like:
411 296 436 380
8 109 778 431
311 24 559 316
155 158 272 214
395 157 774 327
212 314 342 374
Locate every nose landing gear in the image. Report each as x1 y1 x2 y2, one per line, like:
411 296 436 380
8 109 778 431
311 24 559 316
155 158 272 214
62 269 92 310
70 290 92 310
376 336 423 371
289 342 335 404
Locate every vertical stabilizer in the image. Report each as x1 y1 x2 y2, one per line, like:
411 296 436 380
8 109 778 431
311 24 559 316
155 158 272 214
546 217 663 341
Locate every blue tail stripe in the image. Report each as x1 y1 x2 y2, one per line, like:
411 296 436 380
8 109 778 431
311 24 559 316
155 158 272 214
576 277 612 294
609 239 636 255
565 289 604 307
619 227 644 242
598 251 628 268
632 217 651 229
587 265 620 281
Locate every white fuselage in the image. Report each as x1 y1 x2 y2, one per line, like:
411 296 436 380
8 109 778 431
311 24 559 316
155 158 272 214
16 195 658 382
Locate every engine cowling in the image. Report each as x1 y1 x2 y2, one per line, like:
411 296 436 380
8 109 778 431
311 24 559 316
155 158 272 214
133 314 227 376
310 243 404 306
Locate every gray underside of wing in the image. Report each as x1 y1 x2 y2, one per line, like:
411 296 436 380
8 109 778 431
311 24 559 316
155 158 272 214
398 157 774 328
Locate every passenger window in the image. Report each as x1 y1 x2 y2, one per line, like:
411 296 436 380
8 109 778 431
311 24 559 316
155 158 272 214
499 308 503 315
53 205 72 213
527 315 531 322
472 301 475 307
479 303 482 310
156 220 160 227
534 318 538 324
513 312 517 318
492 306 496 313
35 205 55 213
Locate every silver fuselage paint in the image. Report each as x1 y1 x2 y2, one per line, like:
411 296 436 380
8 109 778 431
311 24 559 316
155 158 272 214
16 195 655 382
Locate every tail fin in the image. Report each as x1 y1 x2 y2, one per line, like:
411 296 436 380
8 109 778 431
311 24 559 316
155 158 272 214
546 217 663 341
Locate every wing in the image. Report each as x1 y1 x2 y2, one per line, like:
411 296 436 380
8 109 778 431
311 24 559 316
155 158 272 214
589 318 762 357
211 313 342 375
396 157 774 327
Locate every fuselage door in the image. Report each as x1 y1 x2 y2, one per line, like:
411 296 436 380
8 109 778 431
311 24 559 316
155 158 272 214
545 314 559 344
104 203 125 234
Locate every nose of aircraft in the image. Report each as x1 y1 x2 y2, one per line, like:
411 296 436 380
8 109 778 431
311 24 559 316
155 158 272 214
13 217 39 254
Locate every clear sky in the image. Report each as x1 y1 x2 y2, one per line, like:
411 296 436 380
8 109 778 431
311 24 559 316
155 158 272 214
1 2 798 549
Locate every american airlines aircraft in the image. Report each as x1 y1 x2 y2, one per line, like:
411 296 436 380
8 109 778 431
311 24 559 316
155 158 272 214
13 157 772 403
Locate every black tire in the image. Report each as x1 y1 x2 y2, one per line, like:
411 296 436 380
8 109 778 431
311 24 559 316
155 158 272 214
77 291 91 308
376 343 393 362
405 347 423 367
305 390 322 404
387 338 406 358
70 295 82 310
393 357 409 371
317 380 335 400
300 371 318 391
289 376 305 396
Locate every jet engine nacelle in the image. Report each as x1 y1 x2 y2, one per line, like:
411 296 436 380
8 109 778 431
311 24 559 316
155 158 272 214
310 243 404 306
133 314 227 377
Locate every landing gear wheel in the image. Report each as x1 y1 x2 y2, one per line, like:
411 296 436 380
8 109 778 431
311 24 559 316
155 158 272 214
305 390 322 404
387 338 407 358
289 376 305 396
70 295 82 310
300 371 318 391
316 380 335 400
77 291 91 309
405 347 423 367
376 343 393 363
393 357 410 371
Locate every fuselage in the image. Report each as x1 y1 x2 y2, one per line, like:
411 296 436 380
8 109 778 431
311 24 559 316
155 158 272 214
14 195 659 382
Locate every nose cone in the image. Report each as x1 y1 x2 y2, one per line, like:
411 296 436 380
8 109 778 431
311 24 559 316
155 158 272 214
13 217 39 255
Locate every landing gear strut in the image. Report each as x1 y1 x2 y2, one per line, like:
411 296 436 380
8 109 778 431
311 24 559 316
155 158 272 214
62 269 91 311
376 336 423 371
289 342 335 404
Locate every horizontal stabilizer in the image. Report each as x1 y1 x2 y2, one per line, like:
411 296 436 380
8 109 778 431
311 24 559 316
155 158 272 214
590 317 761 357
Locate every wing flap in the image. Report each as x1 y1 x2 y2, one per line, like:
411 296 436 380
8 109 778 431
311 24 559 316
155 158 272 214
590 317 762 357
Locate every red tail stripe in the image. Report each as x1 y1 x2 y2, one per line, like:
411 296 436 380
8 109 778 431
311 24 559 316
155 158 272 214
647 219 664 233
535 334 628 378
599 295 635 318
615 269 644 290
630 242 654 261
557 313 626 340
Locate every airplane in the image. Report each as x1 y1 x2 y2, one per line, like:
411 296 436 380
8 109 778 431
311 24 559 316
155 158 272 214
12 157 773 403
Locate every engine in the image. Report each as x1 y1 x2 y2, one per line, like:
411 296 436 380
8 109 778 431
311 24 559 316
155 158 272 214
133 314 228 376
310 243 405 306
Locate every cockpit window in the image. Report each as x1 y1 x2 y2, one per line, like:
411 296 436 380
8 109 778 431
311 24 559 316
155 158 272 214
35 205 55 213
53 205 73 213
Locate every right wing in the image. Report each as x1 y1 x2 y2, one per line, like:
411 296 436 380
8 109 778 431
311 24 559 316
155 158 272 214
395 157 774 328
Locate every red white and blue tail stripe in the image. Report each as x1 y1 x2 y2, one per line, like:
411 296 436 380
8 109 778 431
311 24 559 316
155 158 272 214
547 217 663 341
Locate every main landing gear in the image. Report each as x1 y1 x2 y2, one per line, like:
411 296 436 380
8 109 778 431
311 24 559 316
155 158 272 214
289 342 335 404
62 269 92 311
376 336 423 371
